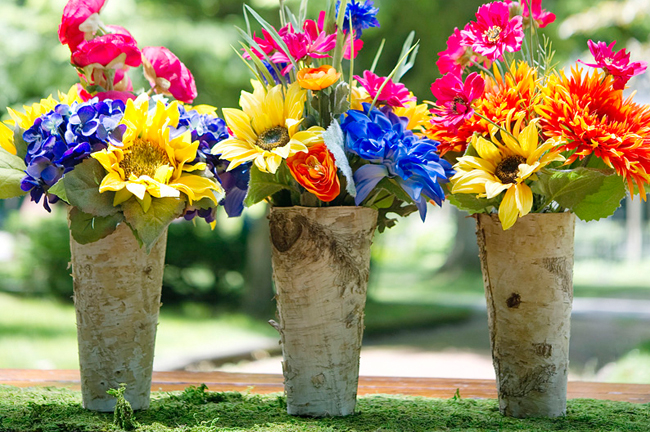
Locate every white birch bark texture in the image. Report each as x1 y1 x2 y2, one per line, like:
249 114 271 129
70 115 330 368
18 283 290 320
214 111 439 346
269 206 377 417
476 212 575 418
69 222 167 412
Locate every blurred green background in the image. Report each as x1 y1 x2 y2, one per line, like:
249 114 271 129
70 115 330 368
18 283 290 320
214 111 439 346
1 0 650 384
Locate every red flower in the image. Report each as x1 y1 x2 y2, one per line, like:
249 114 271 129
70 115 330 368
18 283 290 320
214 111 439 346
430 72 485 129
354 70 415 107
461 1 524 61
287 142 341 202
142 46 198 104
58 0 106 52
71 33 142 69
578 40 648 90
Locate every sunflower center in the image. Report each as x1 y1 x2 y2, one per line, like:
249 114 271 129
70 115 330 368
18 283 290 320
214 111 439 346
495 155 525 184
485 26 502 43
256 126 290 151
119 138 171 179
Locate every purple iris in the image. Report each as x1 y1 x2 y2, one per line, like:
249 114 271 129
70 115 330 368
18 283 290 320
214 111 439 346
19 98 126 212
340 103 454 220
176 107 251 218
337 0 380 39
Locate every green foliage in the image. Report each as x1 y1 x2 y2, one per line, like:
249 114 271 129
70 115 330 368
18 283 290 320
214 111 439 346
62 158 116 217
1 386 649 432
244 165 296 207
122 197 186 253
447 193 499 215
0 146 26 199
68 207 123 245
533 168 626 221
107 383 138 431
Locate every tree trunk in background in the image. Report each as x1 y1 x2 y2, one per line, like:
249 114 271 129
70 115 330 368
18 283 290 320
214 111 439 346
439 207 481 273
242 209 274 318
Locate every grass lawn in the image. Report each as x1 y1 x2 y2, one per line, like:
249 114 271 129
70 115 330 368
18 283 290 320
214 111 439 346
1 385 649 432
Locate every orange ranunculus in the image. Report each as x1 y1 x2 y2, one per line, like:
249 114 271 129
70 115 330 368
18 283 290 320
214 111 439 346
286 142 340 202
296 65 341 91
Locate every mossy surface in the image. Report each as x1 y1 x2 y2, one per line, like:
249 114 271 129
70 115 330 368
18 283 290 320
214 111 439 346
1 384 649 432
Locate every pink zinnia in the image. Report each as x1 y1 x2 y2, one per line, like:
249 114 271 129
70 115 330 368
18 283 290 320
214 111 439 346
430 72 485 129
461 1 524 62
437 27 474 75
579 40 648 90
354 70 415 108
505 0 555 28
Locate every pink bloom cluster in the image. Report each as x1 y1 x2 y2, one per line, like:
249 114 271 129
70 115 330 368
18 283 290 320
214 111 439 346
504 0 556 28
579 40 648 90
461 1 524 62
430 72 485 130
354 70 415 108
245 11 363 74
58 0 197 103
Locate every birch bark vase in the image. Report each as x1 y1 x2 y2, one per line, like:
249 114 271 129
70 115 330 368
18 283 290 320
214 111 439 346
476 212 575 418
269 206 377 417
69 222 168 412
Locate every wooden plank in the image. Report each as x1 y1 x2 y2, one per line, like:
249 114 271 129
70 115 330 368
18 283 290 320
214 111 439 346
1 369 648 403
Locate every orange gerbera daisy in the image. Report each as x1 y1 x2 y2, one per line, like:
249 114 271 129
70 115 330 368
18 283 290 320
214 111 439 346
536 66 650 196
426 61 540 155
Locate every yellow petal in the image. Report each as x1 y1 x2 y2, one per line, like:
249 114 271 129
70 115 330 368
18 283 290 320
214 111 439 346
126 181 147 200
99 172 126 193
472 135 502 164
514 183 533 216
519 121 539 157
498 187 519 230
0 122 16 155
484 180 511 199
223 108 257 144
265 85 285 128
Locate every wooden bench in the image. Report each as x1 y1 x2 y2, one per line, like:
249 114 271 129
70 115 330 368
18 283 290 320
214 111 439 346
1 369 649 403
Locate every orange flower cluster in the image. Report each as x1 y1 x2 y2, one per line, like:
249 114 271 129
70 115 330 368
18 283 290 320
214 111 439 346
426 61 540 155
537 67 650 195
286 142 340 201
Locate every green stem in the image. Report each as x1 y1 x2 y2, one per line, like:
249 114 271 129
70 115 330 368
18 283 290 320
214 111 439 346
474 112 517 142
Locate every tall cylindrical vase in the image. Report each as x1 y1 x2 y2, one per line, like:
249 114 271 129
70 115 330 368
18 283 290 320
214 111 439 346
69 222 167 412
476 212 575 418
269 206 377 417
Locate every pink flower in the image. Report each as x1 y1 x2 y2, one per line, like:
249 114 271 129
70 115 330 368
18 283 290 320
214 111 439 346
345 33 364 60
142 46 198 103
461 1 524 62
71 33 142 69
437 27 474 75
430 72 485 129
271 19 337 72
353 70 415 107
95 91 137 103
579 40 648 90
58 0 106 52
505 0 555 28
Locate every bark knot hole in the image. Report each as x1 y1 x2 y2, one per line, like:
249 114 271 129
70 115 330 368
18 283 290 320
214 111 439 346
533 342 553 358
269 213 303 253
311 373 326 388
506 293 521 308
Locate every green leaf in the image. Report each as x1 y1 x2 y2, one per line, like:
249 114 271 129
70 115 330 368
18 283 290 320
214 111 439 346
331 82 350 117
13 126 27 160
0 146 27 199
447 193 499 215
63 158 117 217
244 165 293 207
573 174 625 222
68 207 124 245
122 197 185 252
376 177 413 204
47 179 68 203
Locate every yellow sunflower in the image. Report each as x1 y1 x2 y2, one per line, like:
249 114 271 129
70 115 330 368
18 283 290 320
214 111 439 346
91 95 223 212
213 81 323 174
393 97 431 134
451 119 564 230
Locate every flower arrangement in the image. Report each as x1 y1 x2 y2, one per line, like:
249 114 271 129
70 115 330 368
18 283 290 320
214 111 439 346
0 0 244 251
212 0 454 231
427 0 650 229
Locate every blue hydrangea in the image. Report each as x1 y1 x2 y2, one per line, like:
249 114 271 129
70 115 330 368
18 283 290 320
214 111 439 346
340 104 454 220
337 0 380 39
20 98 126 212
176 107 251 218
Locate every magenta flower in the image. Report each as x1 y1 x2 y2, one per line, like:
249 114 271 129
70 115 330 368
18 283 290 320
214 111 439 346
354 70 415 108
579 40 648 90
271 19 337 72
58 0 106 52
71 33 142 69
461 1 524 62
345 33 364 60
437 27 474 75
430 72 485 129
505 0 556 28
142 46 198 103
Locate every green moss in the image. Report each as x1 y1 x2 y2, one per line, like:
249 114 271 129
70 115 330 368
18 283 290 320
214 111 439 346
1 385 649 431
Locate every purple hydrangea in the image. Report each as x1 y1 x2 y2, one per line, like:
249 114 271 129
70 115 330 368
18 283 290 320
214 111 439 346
340 103 454 220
